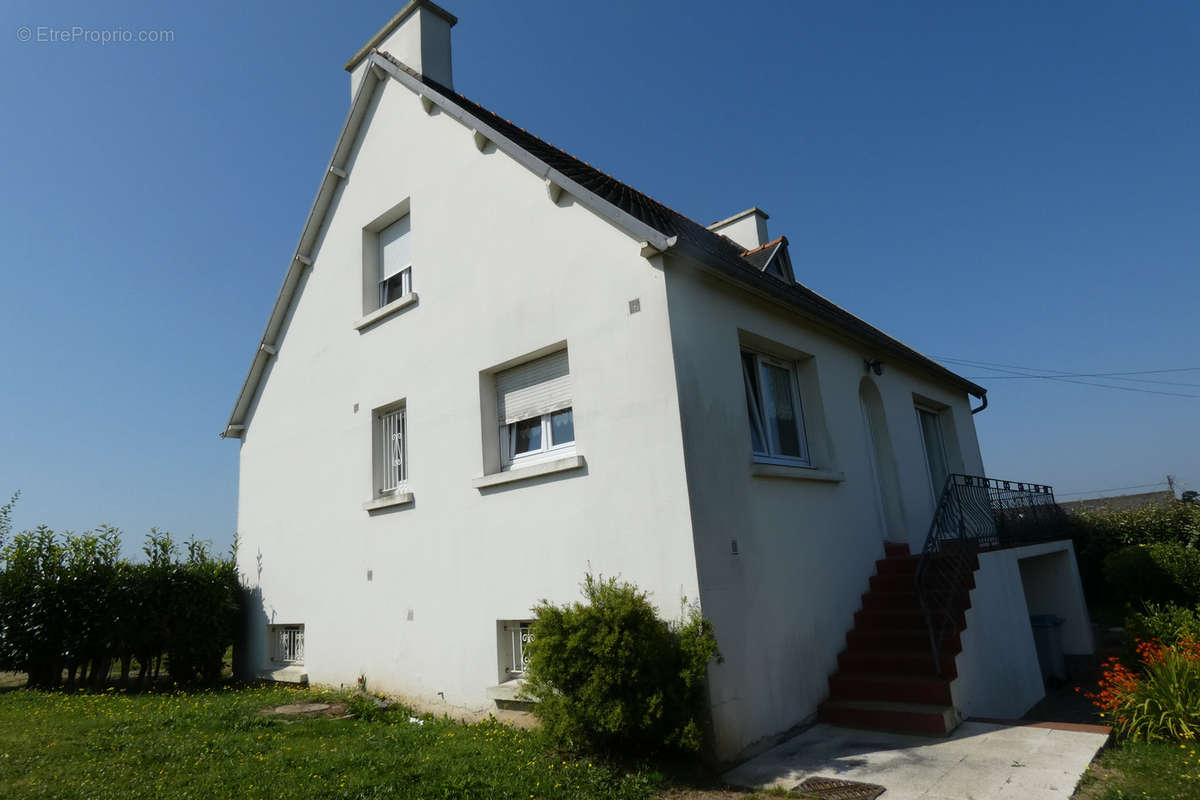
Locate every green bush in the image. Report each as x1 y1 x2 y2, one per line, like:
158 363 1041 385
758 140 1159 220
1128 603 1200 647
1069 501 1200 602
0 516 239 688
522 574 720 755
1103 544 1200 607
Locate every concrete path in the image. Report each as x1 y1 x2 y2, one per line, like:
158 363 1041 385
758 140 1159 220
723 721 1110 800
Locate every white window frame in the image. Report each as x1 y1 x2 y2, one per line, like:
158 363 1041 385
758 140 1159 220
501 407 575 469
376 213 413 311
742 349 811 467
375 404 408 496
378 265 412 308
915 404 950 500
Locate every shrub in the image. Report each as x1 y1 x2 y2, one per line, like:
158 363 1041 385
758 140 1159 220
1103 544 1200 607
1128 603 1200 648
522 574 720 755
1084 638 1200 742
1069 501 1200 601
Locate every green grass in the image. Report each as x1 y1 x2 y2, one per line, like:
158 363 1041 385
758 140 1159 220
0 684 664 800
1077 741 1200 800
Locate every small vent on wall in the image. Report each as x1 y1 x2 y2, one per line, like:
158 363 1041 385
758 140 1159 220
731 539 739 555
628 298 641 314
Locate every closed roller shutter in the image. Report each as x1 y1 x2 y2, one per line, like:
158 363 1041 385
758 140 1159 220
496 350 571 424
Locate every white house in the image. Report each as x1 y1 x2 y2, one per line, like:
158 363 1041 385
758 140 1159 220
224 1 1094 763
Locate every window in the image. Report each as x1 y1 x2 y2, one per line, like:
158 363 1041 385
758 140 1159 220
378 215 412 307
375 405 408 495
742 349 810 465
496 350 574 468
917 406 950 497
500 620 534 678
269 624 304 665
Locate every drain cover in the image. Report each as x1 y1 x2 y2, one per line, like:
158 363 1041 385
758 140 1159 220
792 776 886 800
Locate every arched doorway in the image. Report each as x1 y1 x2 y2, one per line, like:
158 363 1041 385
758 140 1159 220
859 377 907 543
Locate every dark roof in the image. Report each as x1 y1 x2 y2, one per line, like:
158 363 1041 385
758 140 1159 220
1060 490 1177 513
383 53 985 398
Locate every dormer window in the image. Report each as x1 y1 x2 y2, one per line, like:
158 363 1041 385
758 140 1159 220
742 237 795 283
379 215 413 307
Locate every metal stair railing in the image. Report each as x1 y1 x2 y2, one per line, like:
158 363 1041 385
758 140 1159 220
914 474 1067 674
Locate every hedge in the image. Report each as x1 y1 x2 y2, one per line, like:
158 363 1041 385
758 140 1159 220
0 516 240 688
1104 543 1200 609
1068 501 1200 603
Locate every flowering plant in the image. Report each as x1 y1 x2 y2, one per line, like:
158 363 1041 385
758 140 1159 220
1083 637 1200 741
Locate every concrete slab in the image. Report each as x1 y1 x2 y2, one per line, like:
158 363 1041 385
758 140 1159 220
722 722 1110 800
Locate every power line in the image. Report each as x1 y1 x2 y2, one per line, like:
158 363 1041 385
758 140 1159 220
1057 481 1169 498
936 356 1200 379
933 356 1200 399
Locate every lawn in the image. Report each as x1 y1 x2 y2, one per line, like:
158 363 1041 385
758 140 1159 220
1075 741 1200 800
0 684 666 800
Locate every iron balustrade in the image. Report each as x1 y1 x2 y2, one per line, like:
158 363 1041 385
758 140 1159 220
914 474 1068 674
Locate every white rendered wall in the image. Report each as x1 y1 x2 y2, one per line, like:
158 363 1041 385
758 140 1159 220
951 540 1093 720
661 261 986 761
236 76 700 710
1018 542 1095 655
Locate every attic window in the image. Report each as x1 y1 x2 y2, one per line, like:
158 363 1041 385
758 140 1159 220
379 215 413 307
762 243 794 282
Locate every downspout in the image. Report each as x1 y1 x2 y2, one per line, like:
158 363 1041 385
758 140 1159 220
970 391 988 415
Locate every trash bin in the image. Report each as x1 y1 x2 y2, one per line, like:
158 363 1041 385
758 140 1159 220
1030 614 1067 685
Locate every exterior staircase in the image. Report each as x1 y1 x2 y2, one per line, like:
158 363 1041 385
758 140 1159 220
819 541 978 735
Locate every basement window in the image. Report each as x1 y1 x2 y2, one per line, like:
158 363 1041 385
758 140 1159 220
269 624 305 666
500 620 534 678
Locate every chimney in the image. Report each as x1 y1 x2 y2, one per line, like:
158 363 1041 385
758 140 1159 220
345 1 457 100
707 207 770 251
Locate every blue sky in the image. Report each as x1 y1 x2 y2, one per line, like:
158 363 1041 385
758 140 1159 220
1 0 1196 557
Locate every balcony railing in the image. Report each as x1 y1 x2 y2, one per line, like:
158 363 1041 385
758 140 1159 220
915 474 1069 674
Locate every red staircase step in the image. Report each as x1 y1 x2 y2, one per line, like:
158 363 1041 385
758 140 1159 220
860 591 921 611
829 672 953 705
883 542 911 558
820 699 958 735
854 607 964 631
869 572 919 593
847 627 961 654
838 647 957 679
875 555 920 576
861 590 971 613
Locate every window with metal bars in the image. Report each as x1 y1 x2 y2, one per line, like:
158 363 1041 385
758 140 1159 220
269 624 304 665
376 405 407 495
